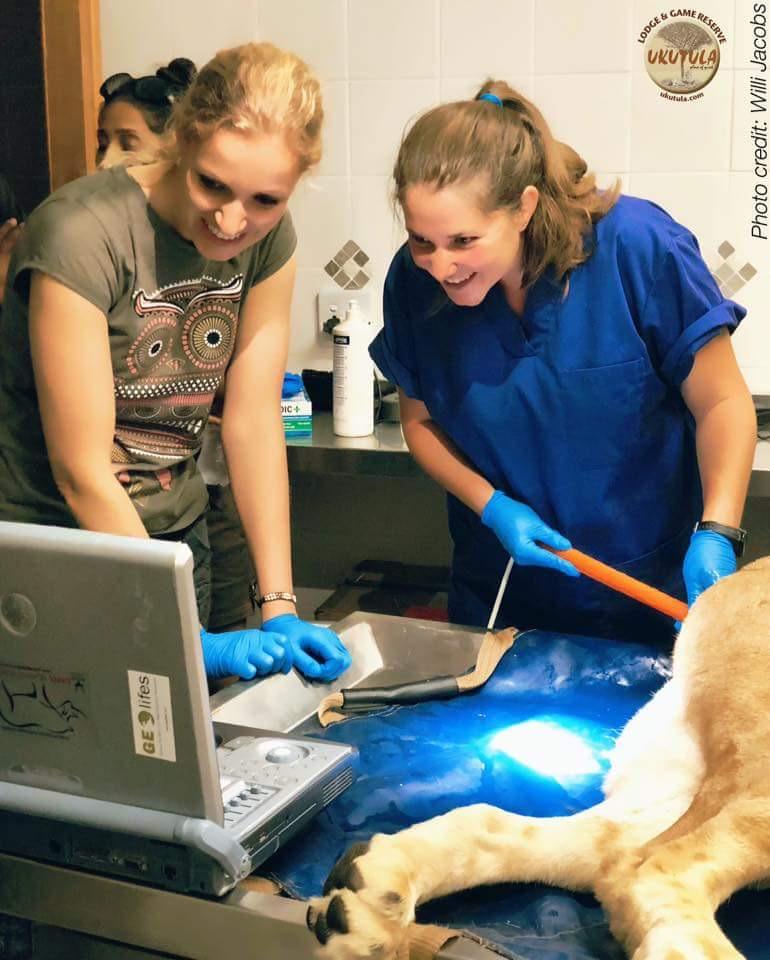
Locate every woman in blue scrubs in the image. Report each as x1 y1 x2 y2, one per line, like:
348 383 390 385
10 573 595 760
370 81 756 646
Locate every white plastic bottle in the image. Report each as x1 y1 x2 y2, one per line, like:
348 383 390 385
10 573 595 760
333 299 374 437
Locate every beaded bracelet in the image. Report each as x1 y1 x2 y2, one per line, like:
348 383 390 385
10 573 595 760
249 583 297 609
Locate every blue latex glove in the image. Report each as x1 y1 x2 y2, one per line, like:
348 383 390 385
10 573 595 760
683 530 736 608
282 372 304 398
481 491 579 577
262 614 352 682
200 627 292 680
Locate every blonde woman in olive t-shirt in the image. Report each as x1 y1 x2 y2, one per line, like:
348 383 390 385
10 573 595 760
0 43 352 685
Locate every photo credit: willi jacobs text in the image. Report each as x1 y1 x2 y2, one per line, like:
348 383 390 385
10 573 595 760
749 4 768 240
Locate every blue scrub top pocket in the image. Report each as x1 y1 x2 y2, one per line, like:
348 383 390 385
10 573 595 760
555 357 649 470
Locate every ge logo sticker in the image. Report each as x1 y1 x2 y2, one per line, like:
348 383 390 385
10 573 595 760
642 16 722 97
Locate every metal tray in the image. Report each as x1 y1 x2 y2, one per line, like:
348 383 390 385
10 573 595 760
210 611 485 732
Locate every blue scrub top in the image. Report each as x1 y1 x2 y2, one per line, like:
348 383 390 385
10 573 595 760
370 196 745 645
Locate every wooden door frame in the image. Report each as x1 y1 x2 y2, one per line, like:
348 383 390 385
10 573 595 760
41 0 101 191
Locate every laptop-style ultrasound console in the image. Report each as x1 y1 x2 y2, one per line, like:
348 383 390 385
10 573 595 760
0 522 356 897
0 724 355 896
213 722 355 867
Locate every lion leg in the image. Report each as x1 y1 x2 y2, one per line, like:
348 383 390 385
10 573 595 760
597 798 770 960
307 801 634 960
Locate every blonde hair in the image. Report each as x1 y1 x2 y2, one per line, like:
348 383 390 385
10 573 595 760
170 42 323 173
393 80 619 288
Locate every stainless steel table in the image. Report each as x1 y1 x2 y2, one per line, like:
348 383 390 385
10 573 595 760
0 852 500 959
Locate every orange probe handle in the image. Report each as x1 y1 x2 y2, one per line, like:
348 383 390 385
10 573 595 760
545 546 689 622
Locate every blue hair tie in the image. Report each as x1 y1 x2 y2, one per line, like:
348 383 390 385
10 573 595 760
478 92 502 106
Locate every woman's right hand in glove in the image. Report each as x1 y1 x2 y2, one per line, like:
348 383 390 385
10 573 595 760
481 491 579 577
200 626 293 680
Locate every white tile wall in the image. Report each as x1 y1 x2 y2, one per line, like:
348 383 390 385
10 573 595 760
629 68 734 173
100 0 259 76
317 81 350 177
258 0 347 79
535 0 632 74
350 176 403 283
349 0 438 78
441 0 535 78
534 73 632 172
290 177 352 269
349 79 439 176
101 0 770 389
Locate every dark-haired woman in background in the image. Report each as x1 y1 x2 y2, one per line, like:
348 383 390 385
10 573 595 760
96 58 197 168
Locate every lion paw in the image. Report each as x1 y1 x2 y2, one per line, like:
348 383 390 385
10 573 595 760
306 836 418 959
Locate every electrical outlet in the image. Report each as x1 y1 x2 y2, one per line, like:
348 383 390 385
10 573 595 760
317 285 374 337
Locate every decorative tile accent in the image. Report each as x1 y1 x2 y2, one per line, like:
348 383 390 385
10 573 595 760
739 264 758 283
324 241 372 290
711 241 758 298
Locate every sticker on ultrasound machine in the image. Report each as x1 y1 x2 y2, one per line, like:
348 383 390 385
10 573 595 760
127 670 176 762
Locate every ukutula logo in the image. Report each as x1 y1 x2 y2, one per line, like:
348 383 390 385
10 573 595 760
639 10 726 100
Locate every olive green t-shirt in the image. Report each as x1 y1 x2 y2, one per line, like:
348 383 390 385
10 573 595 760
0 167 296 534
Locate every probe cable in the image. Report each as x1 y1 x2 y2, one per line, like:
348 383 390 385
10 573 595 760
316 559 517 726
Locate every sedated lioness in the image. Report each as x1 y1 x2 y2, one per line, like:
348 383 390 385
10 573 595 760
307 556 770 960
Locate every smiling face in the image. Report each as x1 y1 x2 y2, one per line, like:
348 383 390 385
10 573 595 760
97 100 164 168
402 178 538 307
175 126 302 261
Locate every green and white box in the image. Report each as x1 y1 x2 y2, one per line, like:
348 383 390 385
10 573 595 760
281 387 312 438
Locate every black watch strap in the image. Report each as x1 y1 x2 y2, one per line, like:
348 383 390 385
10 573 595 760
694 520 747 558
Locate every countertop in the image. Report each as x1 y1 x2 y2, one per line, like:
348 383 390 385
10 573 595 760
286 412 418 478
288 413 770 496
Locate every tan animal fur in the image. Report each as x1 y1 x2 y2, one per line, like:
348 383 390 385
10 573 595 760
307 556 770 960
